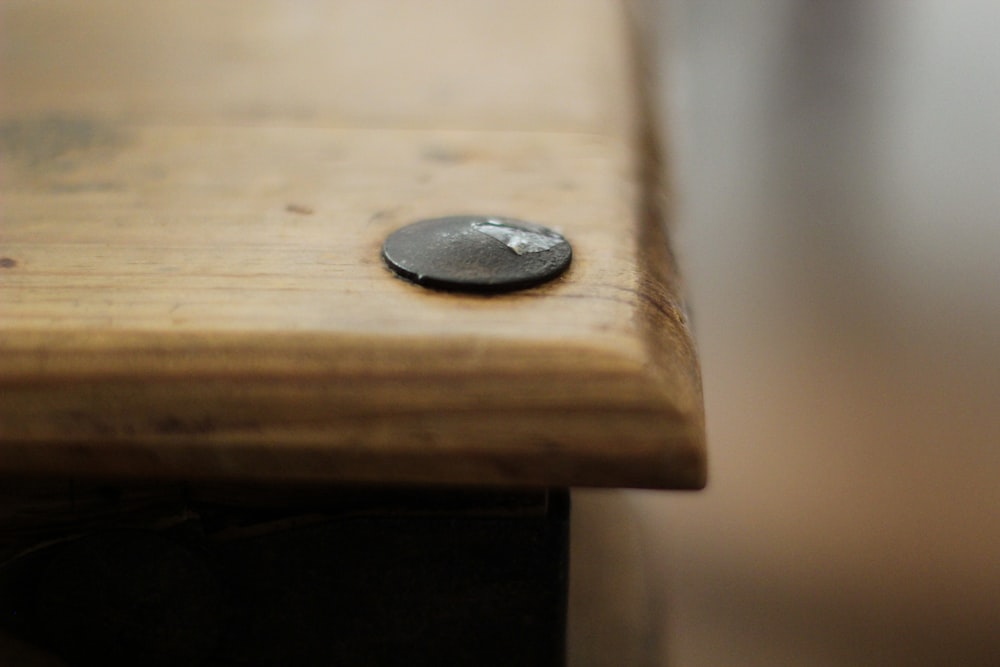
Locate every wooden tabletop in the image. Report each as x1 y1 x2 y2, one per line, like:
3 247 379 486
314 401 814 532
0 0 705 489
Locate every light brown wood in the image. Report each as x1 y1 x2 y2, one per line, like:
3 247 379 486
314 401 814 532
0 0 704 489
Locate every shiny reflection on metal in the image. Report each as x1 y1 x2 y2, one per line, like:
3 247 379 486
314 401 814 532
382 216 572 293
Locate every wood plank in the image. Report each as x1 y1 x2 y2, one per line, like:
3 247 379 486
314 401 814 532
0 0 705 489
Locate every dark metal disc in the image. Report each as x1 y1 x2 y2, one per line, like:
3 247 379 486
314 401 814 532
382 216 572 293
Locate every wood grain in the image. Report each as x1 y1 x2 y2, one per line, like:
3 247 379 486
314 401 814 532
0 0 705 489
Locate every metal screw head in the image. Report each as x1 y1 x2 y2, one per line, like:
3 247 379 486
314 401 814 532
382 216 572 293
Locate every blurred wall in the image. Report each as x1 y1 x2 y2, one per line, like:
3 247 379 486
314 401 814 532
633 1 1000 665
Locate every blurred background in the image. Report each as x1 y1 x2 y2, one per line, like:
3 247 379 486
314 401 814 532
631 0 1000 665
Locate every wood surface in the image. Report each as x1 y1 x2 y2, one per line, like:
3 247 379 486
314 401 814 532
0 0 705 489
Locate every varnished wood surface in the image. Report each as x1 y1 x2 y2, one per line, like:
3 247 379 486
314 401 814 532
0 0 705 489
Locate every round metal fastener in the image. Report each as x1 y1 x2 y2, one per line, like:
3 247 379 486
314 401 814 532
382 216 572 293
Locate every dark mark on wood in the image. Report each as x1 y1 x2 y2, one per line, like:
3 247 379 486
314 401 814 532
0 258 17 269
0 115 124 169
285 204 314 215
367 209 395 225
420 146 467 163
66 411 118 438
48 181 123 194
154 416 217 435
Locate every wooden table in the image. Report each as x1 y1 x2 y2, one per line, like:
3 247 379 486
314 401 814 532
0 2 705 664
